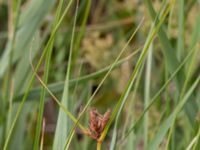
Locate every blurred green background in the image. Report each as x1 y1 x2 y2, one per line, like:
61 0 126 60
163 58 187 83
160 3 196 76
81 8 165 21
0 0 200 149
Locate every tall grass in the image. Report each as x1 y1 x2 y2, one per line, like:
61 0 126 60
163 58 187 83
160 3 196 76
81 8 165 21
0 0 199 150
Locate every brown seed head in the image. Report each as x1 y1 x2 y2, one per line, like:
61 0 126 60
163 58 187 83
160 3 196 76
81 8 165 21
86 108 111 140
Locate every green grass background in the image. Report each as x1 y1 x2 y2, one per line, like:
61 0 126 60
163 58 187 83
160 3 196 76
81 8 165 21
0 0 200 149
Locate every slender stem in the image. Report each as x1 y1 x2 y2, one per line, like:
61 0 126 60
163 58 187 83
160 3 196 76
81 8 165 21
144 42 152 149
97 141 102 150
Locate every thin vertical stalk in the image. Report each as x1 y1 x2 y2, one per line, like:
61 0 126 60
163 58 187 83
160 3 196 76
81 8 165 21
177 0 184 61
144 42 152 149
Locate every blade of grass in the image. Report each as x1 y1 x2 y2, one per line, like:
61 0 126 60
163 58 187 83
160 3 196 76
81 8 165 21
39 118 45 150
63 61 84 150
188 10 200 60
4 0 22 143
110 60 145 150
192 125 200 150
6 0 22 131
7 102 37 150
121 62 145 150
72 0 91 67
180 8 200 127
177 0 184 61
53 1 78 149
186 126 200 150
13 32 41 98
144 42 153 149
167 0 175 37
